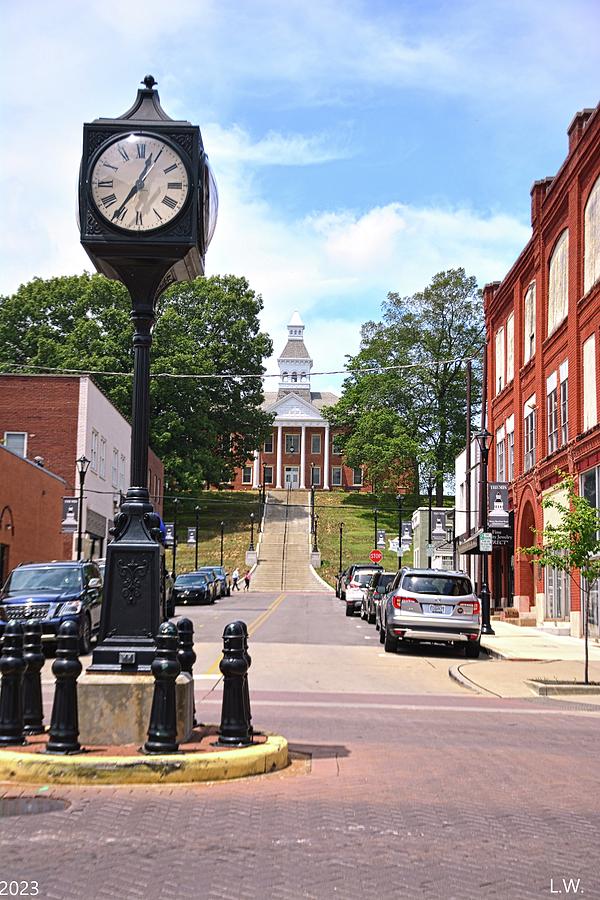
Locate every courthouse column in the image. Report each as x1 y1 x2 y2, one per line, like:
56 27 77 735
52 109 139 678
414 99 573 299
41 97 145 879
300 425 306 489
276 425 283 488
323 423 330 489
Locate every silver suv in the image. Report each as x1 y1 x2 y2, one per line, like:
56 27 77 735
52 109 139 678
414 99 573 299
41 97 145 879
379 568 482 657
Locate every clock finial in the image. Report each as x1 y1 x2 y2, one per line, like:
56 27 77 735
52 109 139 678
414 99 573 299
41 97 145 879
142 75 157 90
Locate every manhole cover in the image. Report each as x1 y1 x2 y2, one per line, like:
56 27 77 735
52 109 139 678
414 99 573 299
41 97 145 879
0 797 70 817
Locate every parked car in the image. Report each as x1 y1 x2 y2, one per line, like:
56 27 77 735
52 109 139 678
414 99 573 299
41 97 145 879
340 562 383 604
0 560 103 655
344 565 384 616
195 567 222 600
361 571 396 624
379 568 482 657
172 572 212 606
335 568 350 598
204 566 231 596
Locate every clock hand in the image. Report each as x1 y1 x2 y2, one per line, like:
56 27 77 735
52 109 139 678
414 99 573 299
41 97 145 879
112 181 140 220
136 153 155 188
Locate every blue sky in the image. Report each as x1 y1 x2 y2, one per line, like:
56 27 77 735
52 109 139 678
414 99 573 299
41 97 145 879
1 0 598 392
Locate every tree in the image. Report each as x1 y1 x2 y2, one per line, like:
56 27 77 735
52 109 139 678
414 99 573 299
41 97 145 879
325 268 484 501
0 273 273 491
520 473 600 684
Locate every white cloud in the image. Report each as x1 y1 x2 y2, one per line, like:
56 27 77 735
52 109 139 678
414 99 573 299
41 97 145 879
204 124 352 167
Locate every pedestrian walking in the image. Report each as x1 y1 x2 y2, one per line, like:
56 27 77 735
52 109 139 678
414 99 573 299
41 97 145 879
232 568 240 591
243 569 251 591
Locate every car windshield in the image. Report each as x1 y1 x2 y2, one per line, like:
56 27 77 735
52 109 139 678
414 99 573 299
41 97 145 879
402 575 472 596
4 566 82 595
198 570 215 580
377 574 395 589
355 571 376 586
175 575 207 586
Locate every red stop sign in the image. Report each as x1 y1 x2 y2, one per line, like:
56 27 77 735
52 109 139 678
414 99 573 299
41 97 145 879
369 549 383 564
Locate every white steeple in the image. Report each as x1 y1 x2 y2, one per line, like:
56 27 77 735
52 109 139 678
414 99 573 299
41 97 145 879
287 311 305 340
277 312 312 394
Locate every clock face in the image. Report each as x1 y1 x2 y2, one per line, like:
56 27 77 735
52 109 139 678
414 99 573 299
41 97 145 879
90 133 190 232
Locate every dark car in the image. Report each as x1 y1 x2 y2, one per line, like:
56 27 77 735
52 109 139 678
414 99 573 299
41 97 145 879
204 566 230 597
172 572 212 606
0 560 103 655
195 568 221 600
361 571 396 624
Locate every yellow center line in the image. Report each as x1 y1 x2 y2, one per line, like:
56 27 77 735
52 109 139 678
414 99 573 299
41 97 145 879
204 592 287 675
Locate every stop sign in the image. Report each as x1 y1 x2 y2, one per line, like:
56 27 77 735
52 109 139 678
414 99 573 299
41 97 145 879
369 549 383 564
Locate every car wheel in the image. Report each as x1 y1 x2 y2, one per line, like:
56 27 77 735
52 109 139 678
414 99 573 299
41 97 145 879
368 607 376 625
79 613 92 655
341 592 346 603
345 605 353 617
384 628 398 653
465 640 481 659
379 620 386 643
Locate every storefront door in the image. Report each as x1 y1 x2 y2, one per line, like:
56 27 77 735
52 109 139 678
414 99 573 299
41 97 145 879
284 466 299 489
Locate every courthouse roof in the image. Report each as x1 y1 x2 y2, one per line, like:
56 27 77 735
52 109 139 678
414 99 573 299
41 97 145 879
261 390 339 412
278 339 311 360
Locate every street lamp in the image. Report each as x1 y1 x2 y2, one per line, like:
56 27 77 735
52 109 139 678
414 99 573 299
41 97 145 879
171 497 179 579
310 463 315 533
427 478 434 567
194 505 200 570
339 521 344 574
396 494 403 570
313 514 319 553
249 512 255 552
76 455 90 562
373 507 378 550
220 521 225 566
475 426 495 635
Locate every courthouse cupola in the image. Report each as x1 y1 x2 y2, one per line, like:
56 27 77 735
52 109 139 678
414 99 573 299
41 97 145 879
277 311 313 397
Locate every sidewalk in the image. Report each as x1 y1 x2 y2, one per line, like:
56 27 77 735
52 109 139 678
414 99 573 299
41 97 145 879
452 620 600 700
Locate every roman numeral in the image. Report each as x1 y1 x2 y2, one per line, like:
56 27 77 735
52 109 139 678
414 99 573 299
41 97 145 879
163 164 177 173
103 162 118 171
118 145 129 161
167 182 182 190
153 208 163 221
135 211 144 226
162 196 177 209
137 143 146 158
97 179 113 188
101 193 117 208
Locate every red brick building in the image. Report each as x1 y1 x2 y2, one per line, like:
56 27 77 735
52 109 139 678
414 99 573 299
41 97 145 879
0 375 164 560
484 104 600 637
232 313 370 492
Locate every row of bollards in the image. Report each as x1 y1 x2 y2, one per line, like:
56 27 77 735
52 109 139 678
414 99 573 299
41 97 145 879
0 616 253 756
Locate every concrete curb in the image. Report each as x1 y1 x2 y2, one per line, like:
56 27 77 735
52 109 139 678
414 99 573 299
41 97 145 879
309 564 335 593
0 734 288 786
448 663 486 695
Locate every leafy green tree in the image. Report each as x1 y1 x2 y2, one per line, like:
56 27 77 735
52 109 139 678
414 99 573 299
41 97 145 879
325 268 484 500
520 473 600 685
0 273 273 491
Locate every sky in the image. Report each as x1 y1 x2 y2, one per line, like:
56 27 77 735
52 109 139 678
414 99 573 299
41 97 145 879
1 0 598 394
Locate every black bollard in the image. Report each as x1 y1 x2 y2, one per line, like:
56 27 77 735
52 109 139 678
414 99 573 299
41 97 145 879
177 617 197 726
23 621 45 735
217 622 251 746
144 621 181 754
235 620 253 737
0 621 27 746
46 620 82 754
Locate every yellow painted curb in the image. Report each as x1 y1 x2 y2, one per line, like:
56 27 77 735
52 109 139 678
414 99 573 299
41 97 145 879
0 735 288 786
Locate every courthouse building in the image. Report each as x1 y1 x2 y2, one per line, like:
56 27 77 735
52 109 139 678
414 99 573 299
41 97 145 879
232 313 368 492
484 104 600 637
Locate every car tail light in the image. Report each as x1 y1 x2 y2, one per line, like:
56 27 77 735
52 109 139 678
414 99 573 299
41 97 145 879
392 595 417 609
460 600 481 615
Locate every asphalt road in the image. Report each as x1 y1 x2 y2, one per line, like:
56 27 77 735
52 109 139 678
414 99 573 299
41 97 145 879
17 589 600 898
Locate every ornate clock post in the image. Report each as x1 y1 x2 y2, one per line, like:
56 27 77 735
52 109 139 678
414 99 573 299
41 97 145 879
79 76 217 673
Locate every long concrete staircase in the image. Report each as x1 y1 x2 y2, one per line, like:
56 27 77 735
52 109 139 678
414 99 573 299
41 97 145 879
252 489 328 591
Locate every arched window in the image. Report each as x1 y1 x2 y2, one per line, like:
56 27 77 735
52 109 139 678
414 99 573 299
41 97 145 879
584 174 600 293
291 372 297 382
548 230 568 336
282 371 288 381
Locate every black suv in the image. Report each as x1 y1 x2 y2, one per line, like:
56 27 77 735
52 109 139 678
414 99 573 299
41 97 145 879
0 561 103 654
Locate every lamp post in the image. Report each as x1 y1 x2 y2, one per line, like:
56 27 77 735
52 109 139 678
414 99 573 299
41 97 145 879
220 521 225 567
171 498 179 579
427 479 434 567
249 512 255 552
76 455 90 562
339 522 344 574
313 514 319 554
194 505 200 570
310 463 315 533
396 494 403 570
475 427 495 635
374 508 378 550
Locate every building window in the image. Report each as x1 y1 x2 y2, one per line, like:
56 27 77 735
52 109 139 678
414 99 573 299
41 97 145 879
581 465 600 539
282 372 288 382
583 334 597 432
545 563 570 620
332 435 342 455
291 372 298 383
99 437 106 479
311 466 321 486
548 230 569 336
506 313 514 383
263 465 273 485
285 434 300 454
507 428 515 481
119 454 126 490
242 466 252 484
495 429 505 482
264 435 273 454
584 174 600 294
112 448 119 487
3 432 27 457
559 361 568 446
547 373 558 455
311 434 321 454
352 467 363 486
495 326 505 395
332 466 342 486
524 396 536 472
524 282 536 363
90 430 99 472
